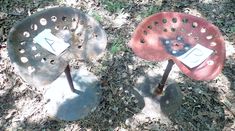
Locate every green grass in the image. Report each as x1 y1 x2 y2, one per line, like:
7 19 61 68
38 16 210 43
101 0 128 13
92 12 102 23
231 26 235 33
110 37 125 54
137 6 160 20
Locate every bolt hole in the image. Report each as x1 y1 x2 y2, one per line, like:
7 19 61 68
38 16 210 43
147 25 152 29
51 16 57 22
154 21 158 25
72 18 76 21
50 60 55 64
171 28 176 32
55 25 59 30
23 32 30 37
172 18 177 23
192 22 198 28
140 39 145 44
174 43 180 47
78 45 82 48
21 57 28 63
93 33 98 38
30 24 38 30
40 18 47 25
213 50 218 55
182 18 188 23
31 46 37 51
207 60 214 65
201 28 206 33
62 16 67 21
163 28 167 32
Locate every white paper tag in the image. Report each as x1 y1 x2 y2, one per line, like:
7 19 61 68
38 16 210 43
33 29 70 56
177 44 213 68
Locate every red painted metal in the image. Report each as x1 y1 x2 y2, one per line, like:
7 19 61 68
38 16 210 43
129 12 225 80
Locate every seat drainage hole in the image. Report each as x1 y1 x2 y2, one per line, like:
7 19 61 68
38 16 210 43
51 16 57 22
72 18 76 21
78 45 82 48
40 18 47 26
41 58 47 63
140 39 145 44
210 42 217 47
182 18 188 23
171 28 176 32
147 25 152 29
50 60 55 64
20 42 26 45
31 46 37 51
162 18 167 24
62 16 67 21
172 18 177 23
31 24 38 30
201 28 206 33
63 26 69 30
55 25 59 30
19 49 25 53
23 32 30 37
192 22 198 28
34 53 41 58
206 35 213 40
21 57 28 63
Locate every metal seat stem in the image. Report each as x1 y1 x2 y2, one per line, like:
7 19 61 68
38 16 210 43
64 65 76 92
155 59 175 95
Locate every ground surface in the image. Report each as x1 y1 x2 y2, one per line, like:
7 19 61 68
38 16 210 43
0 0 235 130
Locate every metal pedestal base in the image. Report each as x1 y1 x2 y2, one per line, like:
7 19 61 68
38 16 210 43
135 74 183 117
44 67 101 121
159 83 183 115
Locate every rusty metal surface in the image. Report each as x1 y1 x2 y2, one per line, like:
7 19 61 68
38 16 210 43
7 7 107 86
129 12 225 80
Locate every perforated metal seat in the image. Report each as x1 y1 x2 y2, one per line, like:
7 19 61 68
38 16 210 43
7 7 107 86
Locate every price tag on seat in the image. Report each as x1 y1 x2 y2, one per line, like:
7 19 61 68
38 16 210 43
33 29 70 56
177 44 213 68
